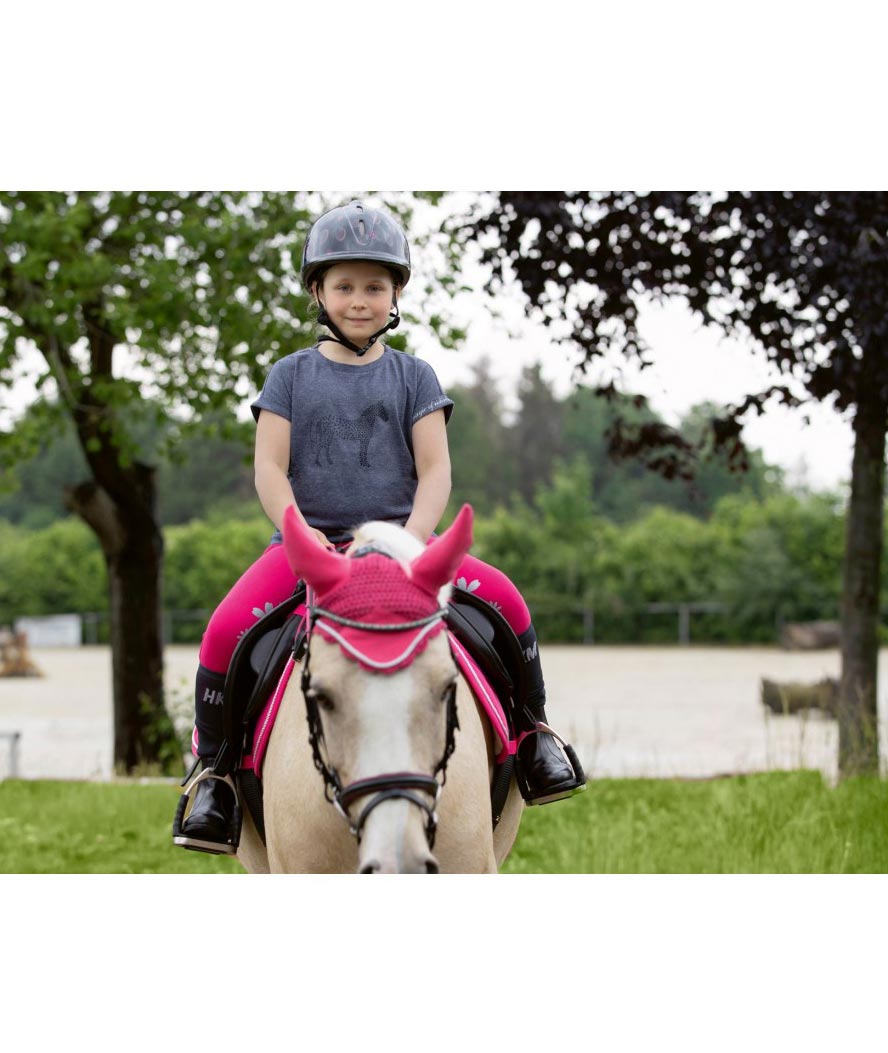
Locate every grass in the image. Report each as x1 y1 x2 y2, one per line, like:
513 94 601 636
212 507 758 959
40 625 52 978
1 770 886 873
502 770 888 873
0 779 241 875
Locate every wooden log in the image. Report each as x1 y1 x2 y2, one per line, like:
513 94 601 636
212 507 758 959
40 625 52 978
761 676 838 716
778 620 841 650
0 629 43 678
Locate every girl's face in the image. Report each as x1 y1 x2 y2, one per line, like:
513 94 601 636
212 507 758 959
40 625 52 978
315 261 398 347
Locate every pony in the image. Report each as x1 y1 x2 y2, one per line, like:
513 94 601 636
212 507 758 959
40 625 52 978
236 504 524 874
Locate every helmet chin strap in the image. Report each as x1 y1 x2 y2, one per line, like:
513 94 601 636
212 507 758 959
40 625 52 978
317 295 401 358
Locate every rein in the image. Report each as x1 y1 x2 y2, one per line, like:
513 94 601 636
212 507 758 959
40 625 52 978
299 602 459 850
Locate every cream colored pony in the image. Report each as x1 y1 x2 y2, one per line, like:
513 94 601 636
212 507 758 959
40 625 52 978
237 505 524 874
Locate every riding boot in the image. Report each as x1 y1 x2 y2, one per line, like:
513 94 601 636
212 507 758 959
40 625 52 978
176 762 239 854
173 666 239 854
192 664 227 760
514 625 586 806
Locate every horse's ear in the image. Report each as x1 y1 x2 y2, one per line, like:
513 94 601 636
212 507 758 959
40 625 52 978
281 507 350 596
410 504 474 593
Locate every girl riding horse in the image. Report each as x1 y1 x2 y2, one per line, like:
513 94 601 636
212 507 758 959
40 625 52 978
175 200 585 857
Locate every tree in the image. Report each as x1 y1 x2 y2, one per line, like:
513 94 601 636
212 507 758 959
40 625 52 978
446 356 515 515
458 191 888 777
1 191 459 771
0 409 90 528
509 363 564 504
676 401 783 515
0 192 320 770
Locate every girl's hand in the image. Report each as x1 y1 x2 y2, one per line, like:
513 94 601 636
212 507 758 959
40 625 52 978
312 527 335 550
405 525 429 545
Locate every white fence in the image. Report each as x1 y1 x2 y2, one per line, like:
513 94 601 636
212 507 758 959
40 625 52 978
13 603 734 647
11 611 212 646
14 615 82 648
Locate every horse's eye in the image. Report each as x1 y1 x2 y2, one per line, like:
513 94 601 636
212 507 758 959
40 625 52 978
311 690 335 713
440 680 457 703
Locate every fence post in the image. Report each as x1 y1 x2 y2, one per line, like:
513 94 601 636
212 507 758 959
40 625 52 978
679 604 690 645
583 606 594 645
1 732 21 779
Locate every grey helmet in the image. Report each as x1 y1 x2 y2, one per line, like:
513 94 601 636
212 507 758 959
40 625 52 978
301 200 411 289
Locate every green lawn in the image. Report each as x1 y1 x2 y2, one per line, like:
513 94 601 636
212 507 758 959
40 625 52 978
1 770 886 873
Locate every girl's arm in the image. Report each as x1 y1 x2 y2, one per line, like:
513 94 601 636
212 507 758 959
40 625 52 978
405 409 452 543
254 410 332 548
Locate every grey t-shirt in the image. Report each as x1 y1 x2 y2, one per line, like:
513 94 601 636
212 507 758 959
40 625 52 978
251 344 454 541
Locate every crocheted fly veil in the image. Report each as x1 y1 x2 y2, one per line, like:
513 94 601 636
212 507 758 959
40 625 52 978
282 506 474 673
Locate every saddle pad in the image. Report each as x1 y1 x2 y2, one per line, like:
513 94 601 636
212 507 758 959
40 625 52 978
244 655 297 776
242 634 516 778
447 632 515 764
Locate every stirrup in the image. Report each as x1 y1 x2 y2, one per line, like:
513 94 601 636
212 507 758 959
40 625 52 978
172 764 242 856
515 723 587 807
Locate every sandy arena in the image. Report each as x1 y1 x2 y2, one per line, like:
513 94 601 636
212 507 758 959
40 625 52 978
3 644 888 782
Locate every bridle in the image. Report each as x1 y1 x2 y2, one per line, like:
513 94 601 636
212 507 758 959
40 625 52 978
299 596 460 850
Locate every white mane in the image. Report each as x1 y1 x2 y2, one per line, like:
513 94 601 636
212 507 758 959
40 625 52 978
349 520 423 562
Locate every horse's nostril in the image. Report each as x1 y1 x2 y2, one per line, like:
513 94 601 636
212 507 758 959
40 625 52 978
425 859 439 874
359 860 381 874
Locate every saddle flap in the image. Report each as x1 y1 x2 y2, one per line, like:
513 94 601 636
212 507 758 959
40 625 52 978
445 591 519 697
250 631 280 677
222 584 306 761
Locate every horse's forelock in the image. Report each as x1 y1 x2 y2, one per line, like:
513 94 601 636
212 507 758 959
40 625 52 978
348 520 423 563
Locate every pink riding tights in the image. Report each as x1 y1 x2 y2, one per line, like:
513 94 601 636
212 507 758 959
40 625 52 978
198 543 532 674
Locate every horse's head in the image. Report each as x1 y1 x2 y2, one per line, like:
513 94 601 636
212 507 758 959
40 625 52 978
360 400 389 424
282 504 473 873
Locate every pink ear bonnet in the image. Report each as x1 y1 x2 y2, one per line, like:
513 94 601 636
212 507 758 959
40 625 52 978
282 505 474 673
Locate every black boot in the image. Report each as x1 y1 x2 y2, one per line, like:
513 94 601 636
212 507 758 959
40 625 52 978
515 702 587 805
514 626 586 806
172 666 240 854
174 763 239 855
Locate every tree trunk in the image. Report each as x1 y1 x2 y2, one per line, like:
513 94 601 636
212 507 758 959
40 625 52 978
65 467 179 773
838 383 888 778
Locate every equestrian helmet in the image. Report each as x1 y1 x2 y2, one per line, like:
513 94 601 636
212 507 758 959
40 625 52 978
301 200 411 289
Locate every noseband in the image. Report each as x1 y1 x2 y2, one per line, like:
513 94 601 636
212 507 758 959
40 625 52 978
299 601 459 850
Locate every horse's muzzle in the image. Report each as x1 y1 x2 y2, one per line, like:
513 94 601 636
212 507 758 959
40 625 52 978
359 853 440 875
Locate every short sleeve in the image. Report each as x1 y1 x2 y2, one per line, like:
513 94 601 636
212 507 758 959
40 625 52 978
411 360 454 426
251 357 294 423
